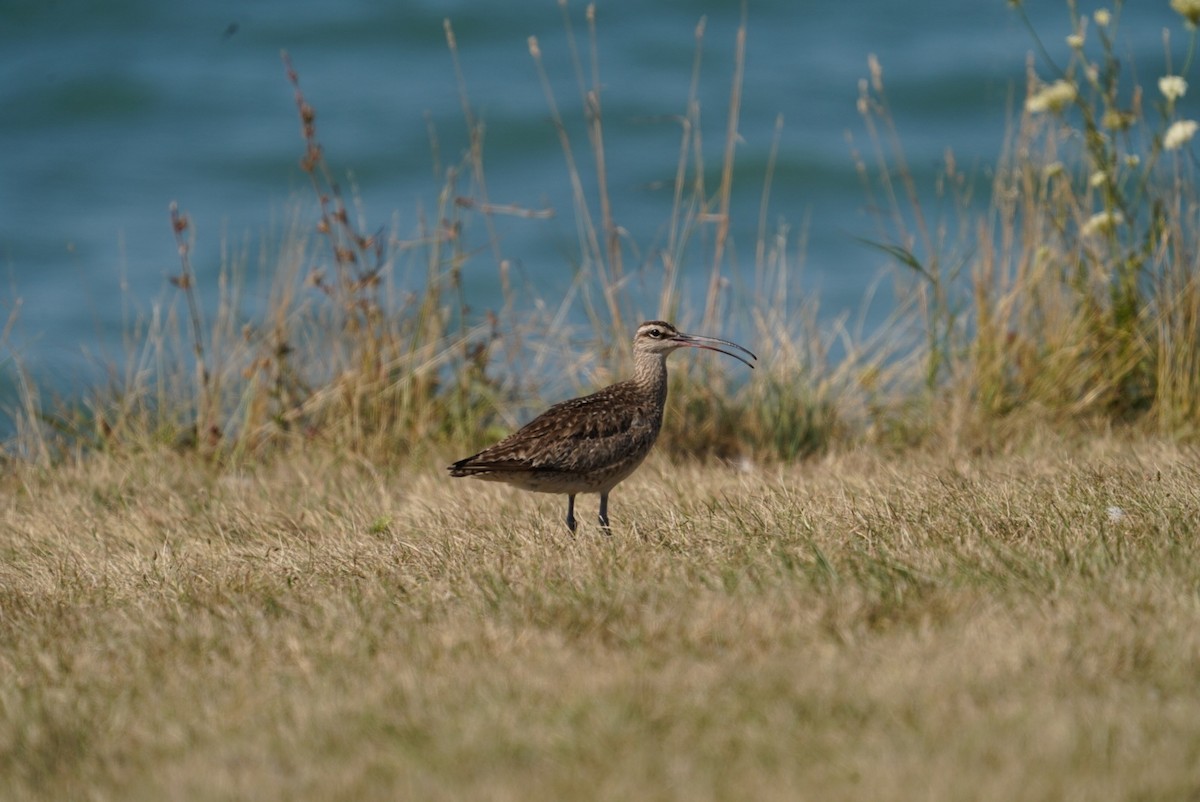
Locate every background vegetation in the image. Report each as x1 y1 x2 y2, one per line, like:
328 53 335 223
4 2 1197 465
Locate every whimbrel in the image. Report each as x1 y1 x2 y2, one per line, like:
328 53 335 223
448 321 756 532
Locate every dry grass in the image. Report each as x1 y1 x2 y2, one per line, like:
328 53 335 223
2 438 1199 801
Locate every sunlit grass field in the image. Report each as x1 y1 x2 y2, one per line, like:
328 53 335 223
3 437 1199 800
5 2 1200 799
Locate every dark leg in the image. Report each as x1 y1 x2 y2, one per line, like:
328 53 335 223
565 494 577 533
598 492 611 534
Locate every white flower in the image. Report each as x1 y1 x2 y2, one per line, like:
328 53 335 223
1102 108 1134 130
1124 154 1141 168
1025 80 1077 113
1043 161 1065 179
1172 0 1200 25
1164 119 1199 150
1067 33 1085 49
1094 9 1111 27
1081 210 1124 237
1089 170 1108 187
1159 75 1188 101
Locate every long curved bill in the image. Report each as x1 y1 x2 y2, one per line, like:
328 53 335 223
672 331 758 369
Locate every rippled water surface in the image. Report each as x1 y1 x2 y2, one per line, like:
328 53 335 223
0 0 1187 397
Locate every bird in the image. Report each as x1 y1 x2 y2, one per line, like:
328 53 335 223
447 320 756 533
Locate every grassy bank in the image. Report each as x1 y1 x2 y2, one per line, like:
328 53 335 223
2 438 1198 800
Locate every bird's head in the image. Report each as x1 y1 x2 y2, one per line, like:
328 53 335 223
632 320 756 368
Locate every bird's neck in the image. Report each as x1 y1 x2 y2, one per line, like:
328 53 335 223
631 352 669 403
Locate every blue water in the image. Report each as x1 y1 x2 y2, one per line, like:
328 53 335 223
0 0 1187 403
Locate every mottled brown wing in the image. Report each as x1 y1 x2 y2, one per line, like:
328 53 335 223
447 381 663 476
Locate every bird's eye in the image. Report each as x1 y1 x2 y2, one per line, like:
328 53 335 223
648 329 662 338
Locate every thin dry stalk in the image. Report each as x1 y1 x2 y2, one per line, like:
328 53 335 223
527 35 615 332
442 19 508 282
658 17 708 322
582 5 624 331
755 113 784 278
167 202 218 447
703 13 746 331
